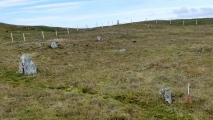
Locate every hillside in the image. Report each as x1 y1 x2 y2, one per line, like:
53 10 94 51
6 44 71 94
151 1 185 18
0 18 213 119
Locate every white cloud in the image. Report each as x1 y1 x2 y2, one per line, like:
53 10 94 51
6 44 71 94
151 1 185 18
0 0 45 8
173 7 213 18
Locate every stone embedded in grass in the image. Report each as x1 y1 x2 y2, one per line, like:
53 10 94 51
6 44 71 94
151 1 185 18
96 36 102 41
159 87 172 104
119 49 126 52
19 54 37 75
51 41 58 49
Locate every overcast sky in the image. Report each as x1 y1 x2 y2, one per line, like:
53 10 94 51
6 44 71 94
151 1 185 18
1 0 213 28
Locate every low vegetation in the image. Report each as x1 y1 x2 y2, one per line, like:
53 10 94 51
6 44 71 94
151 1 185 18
0 18 213 119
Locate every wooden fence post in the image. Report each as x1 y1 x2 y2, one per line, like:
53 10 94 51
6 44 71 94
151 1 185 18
23 33 25 41
55 30 58 37
42 31 45 39
67 28 69 34
11 33 13 42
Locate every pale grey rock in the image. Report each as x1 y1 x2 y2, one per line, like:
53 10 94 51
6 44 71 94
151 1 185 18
119 49 126 52
51 41 58 48
97 36 102 41
19 54 37 75
159 87 172 104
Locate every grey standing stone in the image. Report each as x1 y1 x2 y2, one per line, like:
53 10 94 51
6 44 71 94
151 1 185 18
159 87 172 104
19 54 37 75
51 41 58 48
164 91 172 104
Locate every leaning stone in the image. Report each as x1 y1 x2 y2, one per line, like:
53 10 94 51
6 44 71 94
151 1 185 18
19 54 37 75
51 41 58 48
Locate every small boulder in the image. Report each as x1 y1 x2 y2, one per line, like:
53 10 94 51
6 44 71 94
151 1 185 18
96 36 102 41
119 49 126 52
51 41 58 49
19 54 37 75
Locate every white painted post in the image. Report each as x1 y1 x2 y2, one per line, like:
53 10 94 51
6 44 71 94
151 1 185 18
183 20 185 26
42 31 44 39
131 19 132 23
170 20 172 24
11 33 13 42
55 30 57 37
196 20 198 25
188 83 190 95
67 28 69 34
187 83 190 105
23 33 25 41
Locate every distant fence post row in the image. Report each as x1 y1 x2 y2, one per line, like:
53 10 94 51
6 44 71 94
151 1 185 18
7 19 208 42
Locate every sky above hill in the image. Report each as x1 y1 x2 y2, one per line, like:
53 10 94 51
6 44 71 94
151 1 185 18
1 0 213 28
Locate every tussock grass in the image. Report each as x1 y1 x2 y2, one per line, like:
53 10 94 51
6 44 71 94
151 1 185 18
0 18 213 119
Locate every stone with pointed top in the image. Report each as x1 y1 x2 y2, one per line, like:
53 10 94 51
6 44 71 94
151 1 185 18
51 41 58 49
19 54 37 75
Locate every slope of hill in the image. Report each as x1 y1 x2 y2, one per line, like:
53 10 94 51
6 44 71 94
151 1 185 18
0 18 213 119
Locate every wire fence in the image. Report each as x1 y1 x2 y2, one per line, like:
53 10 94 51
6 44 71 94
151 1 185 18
1 18 213 43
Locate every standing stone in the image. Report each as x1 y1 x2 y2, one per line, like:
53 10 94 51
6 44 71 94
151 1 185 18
51 41 58 48
164 91 172 104
19 54 37 75
159 87 172 104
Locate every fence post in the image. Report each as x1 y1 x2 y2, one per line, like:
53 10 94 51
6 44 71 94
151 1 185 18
67 28 69 34
55 30 58 37
156 19 157 24
77 25 78 31
183 20 185 26
170 20 172 24
11 33 13 42
196 20 198 25
42 31 45 39
23 33 25 41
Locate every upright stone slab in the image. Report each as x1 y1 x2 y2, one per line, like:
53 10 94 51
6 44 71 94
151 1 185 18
159 87 172 104
164 91 172 104
51 41 58 48
19 54 37 75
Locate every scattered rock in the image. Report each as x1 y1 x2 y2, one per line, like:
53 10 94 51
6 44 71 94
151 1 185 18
119 49 126 52
96 36 102 41
19 54 37 75
51 41 58 49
